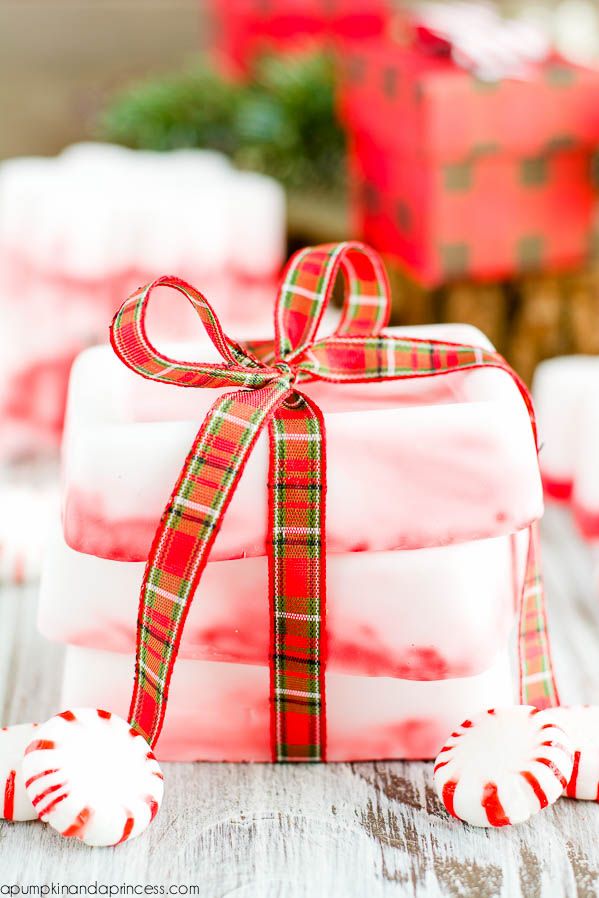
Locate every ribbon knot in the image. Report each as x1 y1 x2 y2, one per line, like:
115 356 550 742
272 360 297 388
110 241 550 761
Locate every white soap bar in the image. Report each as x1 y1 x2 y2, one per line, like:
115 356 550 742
571 395 599 539
532 355 599 500
0 482 58 584
61 325 542 564
39 522 528 680
59 646 516 762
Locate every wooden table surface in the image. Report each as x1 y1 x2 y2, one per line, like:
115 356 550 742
1 505 598 897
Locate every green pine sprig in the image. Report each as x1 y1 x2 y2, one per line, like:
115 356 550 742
99 50 346 193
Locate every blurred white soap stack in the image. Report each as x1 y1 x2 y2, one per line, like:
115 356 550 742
533 357 599 540
0 142 286 459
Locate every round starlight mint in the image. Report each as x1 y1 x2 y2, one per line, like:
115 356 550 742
433 706 574 827
0 723 40 820
22 709 164 847
551 705 599 800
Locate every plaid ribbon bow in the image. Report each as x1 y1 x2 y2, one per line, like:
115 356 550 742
110 241 558 761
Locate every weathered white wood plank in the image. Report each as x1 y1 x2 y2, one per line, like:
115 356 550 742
0 504 598 897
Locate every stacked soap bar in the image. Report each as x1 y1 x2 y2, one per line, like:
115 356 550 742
533 356 599 539
0 143 285 458
39 322 543 761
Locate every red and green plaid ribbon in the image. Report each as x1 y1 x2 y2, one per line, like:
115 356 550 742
109 240 557 760
518 520 559 709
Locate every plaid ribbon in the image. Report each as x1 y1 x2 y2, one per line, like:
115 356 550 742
518 520 560 709
109 240 557 759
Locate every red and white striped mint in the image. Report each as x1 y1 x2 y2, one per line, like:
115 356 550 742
433 706 574 827
22 709 164 846
0 723 40 820
551 706 599 801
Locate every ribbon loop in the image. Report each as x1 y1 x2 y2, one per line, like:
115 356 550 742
274 241 391 362
110 275 277 391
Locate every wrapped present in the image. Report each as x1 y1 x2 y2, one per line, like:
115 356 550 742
39 242 558 761
338 23 599 287
209 0 390 75
0 144 285 458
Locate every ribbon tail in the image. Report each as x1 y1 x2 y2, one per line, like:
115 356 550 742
518 520 560 709
129 380 291 748
268 392 327 762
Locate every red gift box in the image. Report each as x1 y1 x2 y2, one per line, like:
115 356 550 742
339 39 599 286
209 0 390 74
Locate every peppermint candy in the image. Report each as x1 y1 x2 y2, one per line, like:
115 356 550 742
22 709 164 846
552 706 599 801
0 723 39 820
433 706 574 827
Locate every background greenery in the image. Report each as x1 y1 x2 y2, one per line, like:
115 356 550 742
100 51 346 195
